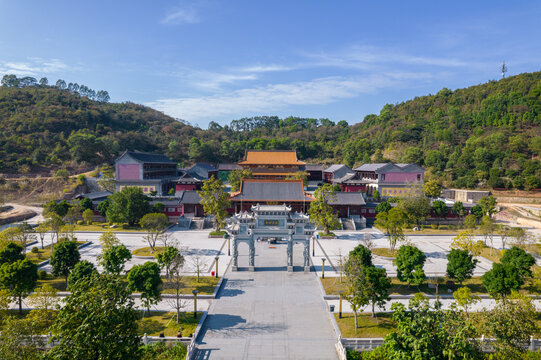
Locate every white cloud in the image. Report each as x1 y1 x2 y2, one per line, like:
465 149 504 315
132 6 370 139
304 45 467 69
0 58 69 76
161 7 199 25
233 64 293 73
146 72 431 121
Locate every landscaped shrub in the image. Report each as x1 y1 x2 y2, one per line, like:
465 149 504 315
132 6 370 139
31 246 39 253
77 220 84 225
38 270 48 280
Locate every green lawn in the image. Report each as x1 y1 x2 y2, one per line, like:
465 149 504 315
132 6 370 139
70 222 145 232
371 248 396 258
335 313 395 338
26 241 86 265
132 246 167 256
137 311 203 337
162 276 220 295
321 276 540 296
26 247 52 264
36 274 220 294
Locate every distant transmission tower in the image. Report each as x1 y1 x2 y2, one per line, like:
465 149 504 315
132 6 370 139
501 61 507 79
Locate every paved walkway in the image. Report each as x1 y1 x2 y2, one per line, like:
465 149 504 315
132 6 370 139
195 240 339 360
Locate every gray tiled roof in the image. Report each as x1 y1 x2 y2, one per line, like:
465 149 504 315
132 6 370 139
74 191 112 200
217 163 242 171
231 181 313 202
178 190 201 204
188 163 217 180
302 164 324 171
353 163 389 171
327 192 366 206
123 151 176 164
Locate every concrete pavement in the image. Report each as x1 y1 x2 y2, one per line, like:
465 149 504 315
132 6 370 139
195 240 339 360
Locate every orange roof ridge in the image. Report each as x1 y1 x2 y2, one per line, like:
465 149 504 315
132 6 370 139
240 178 303 183
238 149 306 165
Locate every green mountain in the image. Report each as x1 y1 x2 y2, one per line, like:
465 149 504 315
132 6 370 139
0 72 540 189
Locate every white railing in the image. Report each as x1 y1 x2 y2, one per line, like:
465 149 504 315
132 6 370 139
342 336 540 352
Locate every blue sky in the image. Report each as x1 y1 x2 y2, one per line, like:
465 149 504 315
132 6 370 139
1 1 540 128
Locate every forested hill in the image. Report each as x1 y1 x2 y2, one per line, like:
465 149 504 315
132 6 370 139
0 72 540 190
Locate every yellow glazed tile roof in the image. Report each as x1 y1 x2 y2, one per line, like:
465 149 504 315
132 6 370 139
238 150 305 165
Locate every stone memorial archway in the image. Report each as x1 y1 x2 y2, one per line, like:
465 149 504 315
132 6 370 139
227 204 314 272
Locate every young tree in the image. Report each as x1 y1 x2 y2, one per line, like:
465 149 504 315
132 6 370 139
67 260 97 290
479 195 497 218
106 186 150 226
0 316 44 360
97 165 116 193
82 208 94 224
0 259 38 313
501 246 535 279
78 197 93 212
163 250 186 324
48 273 140 360
97 198 111 217
46 212 65 248
451 201 466 220
375 208 406 251
156 246 180 278
190 254 208 283
16 222 36 251
509 227 530 249
446 249 478 285
35 221 48 249
0 242 24 265
127 261 162 314
99 230 120 251
395 194 431 227
308 183 341 235
348 244 373 267
453 287 480 317
372 190 380 201
423 179 442 198
375 201 391 213
101 244 132 275
139 213 169 252
64 206 81 225
27 284 59 330
480 215 496 254
495 224 511 249
197 177 230 231
50 240 81 282
395 245 426 286
463 214 478 229
382 297 482 359
228 169 253 191
450 230 483 256
482 263 523 298
470 204 484 220
364 266 391 317
483 293 539 357
431 200 448 225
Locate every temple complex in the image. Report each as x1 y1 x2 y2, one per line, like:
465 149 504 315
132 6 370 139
238 150 305 179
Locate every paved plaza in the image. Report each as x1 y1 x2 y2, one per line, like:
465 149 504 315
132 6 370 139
311 229 524 278
195 240 339 360
37 228 230 276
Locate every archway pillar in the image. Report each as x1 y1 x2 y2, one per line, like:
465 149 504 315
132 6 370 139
248 239 255 271
232 236 239 271
287 236 293 272
303 240 310 272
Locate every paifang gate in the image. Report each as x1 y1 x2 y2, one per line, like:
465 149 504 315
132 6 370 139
226 204 315 272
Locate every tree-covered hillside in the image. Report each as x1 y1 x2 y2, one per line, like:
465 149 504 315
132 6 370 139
0 72 540 189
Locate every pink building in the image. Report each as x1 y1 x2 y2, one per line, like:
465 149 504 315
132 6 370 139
354 163 425 198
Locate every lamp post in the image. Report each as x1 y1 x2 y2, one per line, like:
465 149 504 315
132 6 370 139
312 237 315 256
224 233 230 256
321 257 326 279
215 256 219 278
338 290 344 319
192 289 199 319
